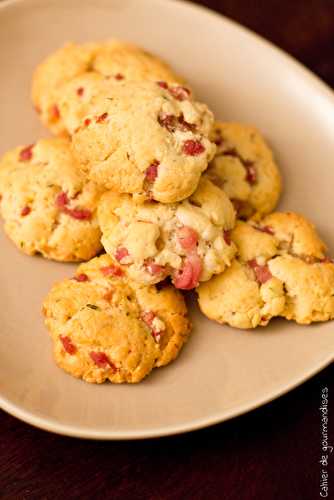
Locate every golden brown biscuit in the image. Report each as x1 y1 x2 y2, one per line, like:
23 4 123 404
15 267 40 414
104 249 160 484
198 212 334 328
207 122 282 218
0 137 103 261
98 177 236 289
43 254 191 383
72 80 216 203
32 40 184 135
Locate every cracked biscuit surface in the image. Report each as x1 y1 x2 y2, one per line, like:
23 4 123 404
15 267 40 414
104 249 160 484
98 177 236 289
207 122 282 219
0 137 103 261
197 212 334 328
32 40 184 135
43 254 191 383
72 80 216 203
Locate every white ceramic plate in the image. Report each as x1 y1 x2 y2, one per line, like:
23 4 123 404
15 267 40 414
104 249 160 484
0 0 334 440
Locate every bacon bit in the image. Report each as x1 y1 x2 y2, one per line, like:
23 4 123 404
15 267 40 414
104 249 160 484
158 113 196 133
142 311 155 326
73 273 89 282
222 148 257 185
115 247 129 262
63 207 92 220
101 265 124 277
178 114 197 132
145 260 165 275
248 259 272 284
245 163 257 185
21 206 31 217
177 226 198 251
76 87 84 97
173 252 202 290
223 230 231 246
90 351 116 370
157 81 168 89
60 335 77 355
55 192 92 220
141 311 164 341
114 73 124 80
321 256 334 264
173 261 193 290
255 225 274 235
19 144 34 162
55 191 69 208
145 161 159 182
158 113 176 132
169 86 190 101
84 118 91 127
96 112 108 123
182 139 205 156
50 104 60 120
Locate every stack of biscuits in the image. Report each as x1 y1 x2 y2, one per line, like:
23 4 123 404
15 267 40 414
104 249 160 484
1 40 333 384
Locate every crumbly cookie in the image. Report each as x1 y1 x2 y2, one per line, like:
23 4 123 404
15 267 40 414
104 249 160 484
57 72 109 135
72 80 216 203
206 122 282 218
198 212 334 328
98 177 236 289
42 254 191 383
32 40 184 135
0 138 103 261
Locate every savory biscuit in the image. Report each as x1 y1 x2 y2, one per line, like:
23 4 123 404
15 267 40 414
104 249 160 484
43 254 191 383
32 40 184 135
57 72 108 135
72 80 216 203
98 177 236 289
198 212 334 328
207 122 282 218
0 137 103 261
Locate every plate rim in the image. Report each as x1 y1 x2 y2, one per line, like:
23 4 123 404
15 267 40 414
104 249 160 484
0 0 334 439
0 352 333 439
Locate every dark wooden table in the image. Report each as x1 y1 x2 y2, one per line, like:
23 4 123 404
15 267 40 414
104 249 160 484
1 2 334 499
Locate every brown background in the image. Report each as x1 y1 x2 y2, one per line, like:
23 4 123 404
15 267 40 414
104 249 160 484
1 1 334 499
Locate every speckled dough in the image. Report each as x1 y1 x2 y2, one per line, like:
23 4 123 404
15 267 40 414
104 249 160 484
32 40 184 135
57 72 108 135
43 254 191 383
0 138 103 261
98 177 236 289
198 212 334 328
206 122 282 218
71 80 216 203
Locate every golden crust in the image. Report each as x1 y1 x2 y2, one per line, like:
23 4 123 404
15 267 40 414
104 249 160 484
198 212 334 328
97 177 236 286
0 137 103 261
262 211 326 258
198 260 285 329
32 40 184 135
72 80 216 203
207 122 282 218
43 254 191 383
